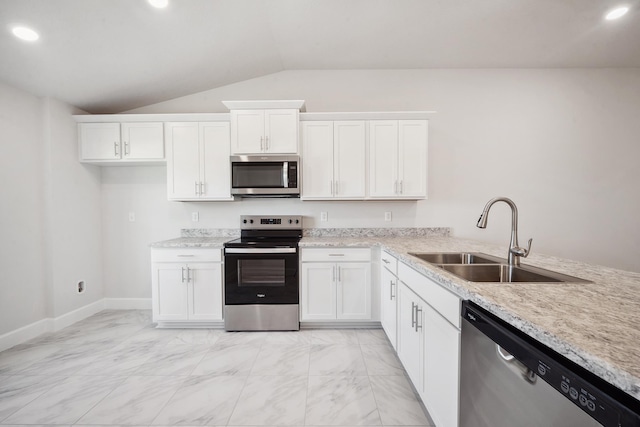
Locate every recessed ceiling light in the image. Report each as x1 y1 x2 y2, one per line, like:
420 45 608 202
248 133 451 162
11 26 39 41
605 6 629 20
148 0 169 8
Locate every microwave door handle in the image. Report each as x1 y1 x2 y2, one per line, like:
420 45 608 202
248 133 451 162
283 161 289 188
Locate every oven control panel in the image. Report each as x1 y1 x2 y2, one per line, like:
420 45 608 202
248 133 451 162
240 215 302 229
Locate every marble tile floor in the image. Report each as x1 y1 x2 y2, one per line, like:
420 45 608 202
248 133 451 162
0 310 434 426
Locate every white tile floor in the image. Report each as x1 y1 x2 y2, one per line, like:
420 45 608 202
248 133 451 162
0 310 433 426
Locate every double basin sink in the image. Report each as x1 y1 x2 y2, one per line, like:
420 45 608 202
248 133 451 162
409 252 590 283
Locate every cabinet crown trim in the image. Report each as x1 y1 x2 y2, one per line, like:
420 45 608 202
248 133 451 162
73 113 230 123
222 100 306 111
301 111 435 121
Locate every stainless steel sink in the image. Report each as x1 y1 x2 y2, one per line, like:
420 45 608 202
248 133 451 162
438 264 591 283
409 252 502 265
409 252 590 283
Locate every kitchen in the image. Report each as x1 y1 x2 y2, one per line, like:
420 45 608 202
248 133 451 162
1 1 640 426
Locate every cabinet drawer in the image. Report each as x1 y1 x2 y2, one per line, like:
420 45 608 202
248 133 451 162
398 262 461 328
151 248 222 263
380 250 398 275
301 248 371 262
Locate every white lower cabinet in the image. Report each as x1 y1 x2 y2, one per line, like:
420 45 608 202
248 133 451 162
397 281 424 388
423 302 461 427
151 249 224 325
389 259 461 427
300 248 371 321
380 251 399 349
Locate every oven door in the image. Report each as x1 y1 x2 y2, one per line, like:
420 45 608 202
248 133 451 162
224 248 299 305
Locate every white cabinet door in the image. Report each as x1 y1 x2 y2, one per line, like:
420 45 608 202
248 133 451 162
231 109 298 154
121 122 164 160
333 121 366 199
152 263 188 321
300 263 337 320
398 120 428 198
380 266 398 349
397 282 423 391
230 110 264 154
369 120 399 198
301 121 334 199
79 122 121 160
423 304 460 427
188 262 223 321
166 122 200 200
337 262 371 320
264 109 298 153
200 122 232 200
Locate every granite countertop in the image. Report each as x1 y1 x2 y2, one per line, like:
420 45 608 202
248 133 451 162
301 235 640 401
149 236 231 248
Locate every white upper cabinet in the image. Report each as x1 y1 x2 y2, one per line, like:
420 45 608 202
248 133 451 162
230 109 299 154
369 120 428 199
301 121 334 198
301 120 366 200
79 122 164 164
165 121 232 201
334 121 366 198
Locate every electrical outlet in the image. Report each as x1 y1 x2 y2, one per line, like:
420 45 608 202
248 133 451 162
191 212 199 222
320 211 328 222
128 212 136 222
384 211 392 222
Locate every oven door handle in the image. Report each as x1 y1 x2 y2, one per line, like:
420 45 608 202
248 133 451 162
225 248 297 254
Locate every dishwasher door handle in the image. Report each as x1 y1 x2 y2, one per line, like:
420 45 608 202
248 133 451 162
496 345 514 361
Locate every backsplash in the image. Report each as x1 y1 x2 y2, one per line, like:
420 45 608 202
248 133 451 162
181 229 240 238
302 227 450 237
181 227 450 238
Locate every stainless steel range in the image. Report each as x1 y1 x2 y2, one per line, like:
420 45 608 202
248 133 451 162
223 215 302 331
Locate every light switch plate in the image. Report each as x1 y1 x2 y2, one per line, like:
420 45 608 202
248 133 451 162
128 212 135 222
384 211 392 222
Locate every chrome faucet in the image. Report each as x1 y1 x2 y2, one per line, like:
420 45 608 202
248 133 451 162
476 197 532 266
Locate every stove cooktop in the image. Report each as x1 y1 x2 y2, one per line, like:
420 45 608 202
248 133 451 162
224 215 303 248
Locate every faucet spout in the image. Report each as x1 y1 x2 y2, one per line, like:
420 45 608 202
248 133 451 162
476 197 532 266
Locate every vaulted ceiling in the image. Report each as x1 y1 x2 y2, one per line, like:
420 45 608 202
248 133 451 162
1 0 639 113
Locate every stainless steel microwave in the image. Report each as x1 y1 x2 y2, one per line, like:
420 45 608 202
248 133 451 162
230 155 300 197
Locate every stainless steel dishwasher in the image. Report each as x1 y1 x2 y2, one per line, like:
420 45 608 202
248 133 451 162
460 301 640 427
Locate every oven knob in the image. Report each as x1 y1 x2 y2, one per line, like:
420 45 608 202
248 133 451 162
295 219 299 224
289 219 293 224
250 219 254 224
243 219 247 224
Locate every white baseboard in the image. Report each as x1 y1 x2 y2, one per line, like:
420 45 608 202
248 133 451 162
0 298 152 352
52 299 106 332
104 298 151 310
0 318 53 353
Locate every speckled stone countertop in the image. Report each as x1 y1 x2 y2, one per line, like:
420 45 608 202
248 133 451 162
301 235 640 401
149 228 239 248
149 237 231 248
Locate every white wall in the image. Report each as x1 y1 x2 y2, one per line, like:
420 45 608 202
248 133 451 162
42 98 103 318
0 82 103 337
108 68 640 300
0 82 48 335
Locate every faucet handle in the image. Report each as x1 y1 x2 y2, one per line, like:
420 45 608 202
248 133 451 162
511 238 533 258
524 238 533 257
